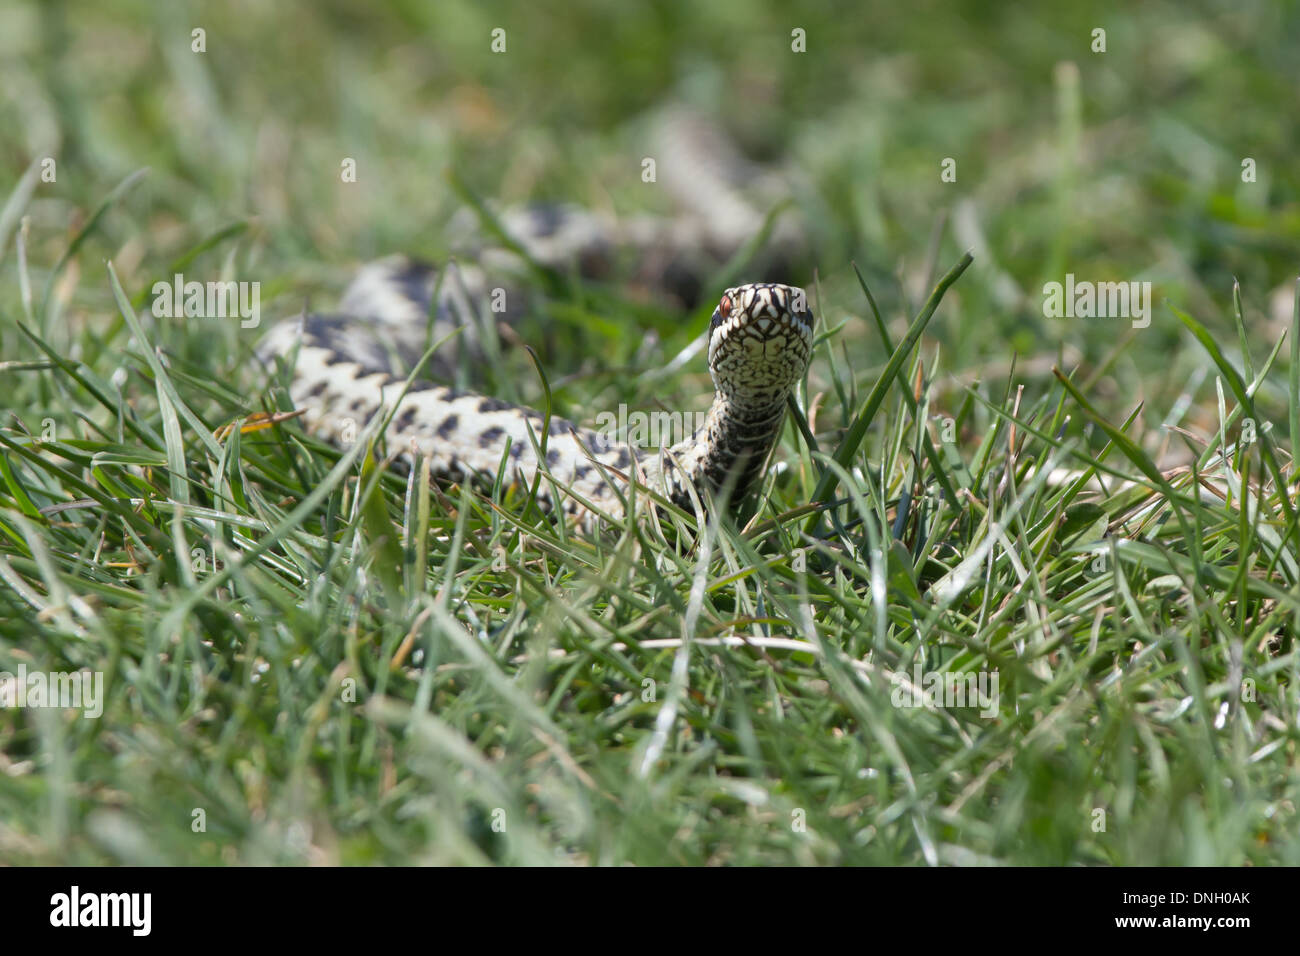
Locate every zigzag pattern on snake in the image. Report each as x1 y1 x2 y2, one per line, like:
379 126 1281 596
256 109 814 522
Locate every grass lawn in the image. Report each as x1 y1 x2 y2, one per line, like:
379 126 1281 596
0 0 1297 865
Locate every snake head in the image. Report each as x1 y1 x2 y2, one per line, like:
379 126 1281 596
707 283 814 402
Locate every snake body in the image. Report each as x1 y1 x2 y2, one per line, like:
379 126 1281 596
257 112 813 521
260 268 811 520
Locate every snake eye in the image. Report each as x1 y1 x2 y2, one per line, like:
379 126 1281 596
718 294 733 320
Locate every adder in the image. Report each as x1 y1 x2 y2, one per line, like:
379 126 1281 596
257 108 814 522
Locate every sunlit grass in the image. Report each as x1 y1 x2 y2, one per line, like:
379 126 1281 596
0 0 1297 865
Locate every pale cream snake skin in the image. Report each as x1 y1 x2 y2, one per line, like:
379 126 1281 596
257 111 813 522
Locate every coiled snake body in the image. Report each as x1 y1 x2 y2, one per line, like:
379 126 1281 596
258 114 813 522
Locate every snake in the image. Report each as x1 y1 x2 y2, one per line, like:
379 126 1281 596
256 109 814 522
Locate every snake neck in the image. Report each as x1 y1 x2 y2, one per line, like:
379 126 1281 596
660 386 792 510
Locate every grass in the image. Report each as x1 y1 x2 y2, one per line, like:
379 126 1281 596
1 0 1298 865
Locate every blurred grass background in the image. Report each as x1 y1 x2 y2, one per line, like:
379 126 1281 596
1 0 1298 865
4 0 1297 397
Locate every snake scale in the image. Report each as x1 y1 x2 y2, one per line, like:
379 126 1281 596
257 109 814 522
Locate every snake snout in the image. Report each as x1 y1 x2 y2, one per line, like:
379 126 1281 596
707 282 814 397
